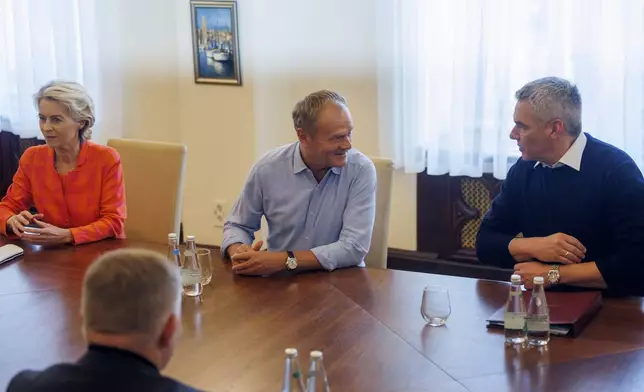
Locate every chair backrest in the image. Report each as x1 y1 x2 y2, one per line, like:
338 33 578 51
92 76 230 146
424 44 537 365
0 131 45 198
107 138 187 244
365 157 394 269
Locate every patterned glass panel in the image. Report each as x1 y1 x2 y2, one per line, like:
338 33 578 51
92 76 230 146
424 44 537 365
461 179 491 248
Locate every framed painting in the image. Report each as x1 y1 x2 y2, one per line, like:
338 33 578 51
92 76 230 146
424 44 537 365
190 1 241 85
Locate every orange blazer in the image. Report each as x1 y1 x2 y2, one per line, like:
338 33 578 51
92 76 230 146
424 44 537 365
0 141 126 244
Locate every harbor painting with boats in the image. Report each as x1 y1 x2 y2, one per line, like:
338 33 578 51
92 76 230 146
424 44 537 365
190 1 241 85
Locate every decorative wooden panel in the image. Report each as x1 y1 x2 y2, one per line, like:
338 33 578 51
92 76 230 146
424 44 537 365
460 179 491 248
417 173 503 263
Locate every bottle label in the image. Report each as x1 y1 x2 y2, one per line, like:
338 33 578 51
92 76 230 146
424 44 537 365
509 291 522 296
181 268 201 285
504 313 526 329
184 251 194 257
527 315 550 331
173 249 180 255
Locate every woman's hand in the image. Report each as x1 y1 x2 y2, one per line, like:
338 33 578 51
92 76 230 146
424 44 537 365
21 219 73 245
6 211 44 237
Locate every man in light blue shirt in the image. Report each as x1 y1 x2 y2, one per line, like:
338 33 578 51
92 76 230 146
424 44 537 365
222 90 376 276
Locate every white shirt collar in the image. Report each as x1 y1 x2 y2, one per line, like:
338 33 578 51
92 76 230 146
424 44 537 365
534 132 587 171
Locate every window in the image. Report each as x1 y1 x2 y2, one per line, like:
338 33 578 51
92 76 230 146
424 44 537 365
378 0 644 179
0 0 99 138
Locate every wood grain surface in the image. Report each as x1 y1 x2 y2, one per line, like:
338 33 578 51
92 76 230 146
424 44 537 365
1 238 643 391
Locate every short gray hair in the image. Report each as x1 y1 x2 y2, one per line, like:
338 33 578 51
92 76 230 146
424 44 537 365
515 77 582 136
34 80 95 140
81 249 181 338
292 90 347 133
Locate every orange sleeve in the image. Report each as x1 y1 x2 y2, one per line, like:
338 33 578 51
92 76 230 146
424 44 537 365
0 154 34 236
69 152 126 245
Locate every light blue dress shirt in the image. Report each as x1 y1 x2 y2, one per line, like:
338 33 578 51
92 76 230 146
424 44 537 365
222 142 376 270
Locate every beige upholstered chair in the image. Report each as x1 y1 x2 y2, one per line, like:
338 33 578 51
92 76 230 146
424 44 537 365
107 138 187 244
365 157 394 269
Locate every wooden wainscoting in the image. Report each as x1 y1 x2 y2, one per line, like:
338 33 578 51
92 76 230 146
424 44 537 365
387 248 512 281
386 172 512 281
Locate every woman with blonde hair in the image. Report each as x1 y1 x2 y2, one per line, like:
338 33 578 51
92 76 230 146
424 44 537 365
0 81 126 245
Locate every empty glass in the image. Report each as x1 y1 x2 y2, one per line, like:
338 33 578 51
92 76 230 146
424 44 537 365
421 286 451 326
196 249 213 285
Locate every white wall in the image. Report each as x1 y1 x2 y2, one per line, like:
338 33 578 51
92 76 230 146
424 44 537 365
114 0 417 250
96 0 182 143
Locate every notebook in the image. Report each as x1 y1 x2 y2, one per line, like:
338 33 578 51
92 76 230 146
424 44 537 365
486 290 603 337
0 244 24 265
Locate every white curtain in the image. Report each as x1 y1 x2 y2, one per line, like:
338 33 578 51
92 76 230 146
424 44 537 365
378 0 644 179
0 0 100 139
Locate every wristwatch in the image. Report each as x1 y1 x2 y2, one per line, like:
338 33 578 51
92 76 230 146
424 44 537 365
547 264 561 285
285 251 298 271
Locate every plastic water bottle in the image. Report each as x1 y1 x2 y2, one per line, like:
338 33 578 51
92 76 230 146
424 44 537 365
181 235 202 297
504 274 526 344
527 276 550 346
281 348 306 392
306 351 330 392
167 233 181 267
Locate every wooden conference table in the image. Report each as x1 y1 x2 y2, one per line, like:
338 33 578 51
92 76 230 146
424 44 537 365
1 239 644 392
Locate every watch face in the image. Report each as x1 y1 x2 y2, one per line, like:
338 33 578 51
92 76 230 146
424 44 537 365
286 257 298 270
548 269 559 284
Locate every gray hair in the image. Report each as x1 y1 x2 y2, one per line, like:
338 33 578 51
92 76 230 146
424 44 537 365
515 77 582 136
81 249 181 339
292 90 347 133
34 80 95 140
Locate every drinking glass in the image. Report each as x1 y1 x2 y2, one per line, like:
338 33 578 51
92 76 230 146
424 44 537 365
196 248 213 285
421 286 451 326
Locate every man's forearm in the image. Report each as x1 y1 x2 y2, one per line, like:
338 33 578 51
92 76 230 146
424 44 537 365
225 243 244 259
310 240 366 271
508 238 534 262
221 223 254 258
292 250 323 271
559 262 607 289
476 226 521 269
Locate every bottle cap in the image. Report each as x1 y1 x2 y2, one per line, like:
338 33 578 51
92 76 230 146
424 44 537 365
310 350 323 359
168 233 177 239
285 348 298 356
510 274 521 282
186 235 196 241
533 276 545 284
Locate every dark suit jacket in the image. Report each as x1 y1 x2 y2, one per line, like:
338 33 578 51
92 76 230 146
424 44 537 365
7 345 202 392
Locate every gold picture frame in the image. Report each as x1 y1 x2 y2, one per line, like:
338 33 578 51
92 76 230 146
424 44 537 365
190 0 242 85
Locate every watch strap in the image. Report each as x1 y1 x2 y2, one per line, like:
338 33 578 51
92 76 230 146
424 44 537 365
285 251 298 271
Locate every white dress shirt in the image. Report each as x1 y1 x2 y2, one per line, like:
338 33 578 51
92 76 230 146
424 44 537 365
534 132 588 171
